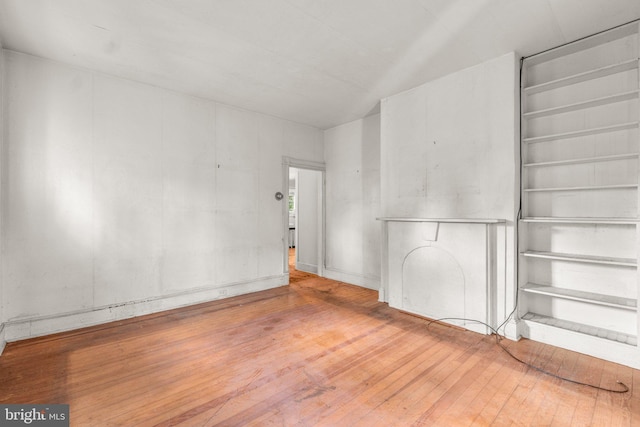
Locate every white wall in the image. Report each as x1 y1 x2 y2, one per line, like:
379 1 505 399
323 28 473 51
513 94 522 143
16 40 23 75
295 168 321 274
1 51 323 341
324 114 381 289
380 52 519 333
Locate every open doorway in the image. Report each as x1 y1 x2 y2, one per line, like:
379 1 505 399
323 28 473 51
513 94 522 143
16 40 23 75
282 158 325 283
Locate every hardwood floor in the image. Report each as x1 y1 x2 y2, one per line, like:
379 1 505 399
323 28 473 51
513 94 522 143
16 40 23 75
0 251 638 426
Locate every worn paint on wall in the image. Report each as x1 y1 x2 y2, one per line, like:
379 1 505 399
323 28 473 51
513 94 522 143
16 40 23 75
1 51 323 337
324 113 381 289
380 52 519 332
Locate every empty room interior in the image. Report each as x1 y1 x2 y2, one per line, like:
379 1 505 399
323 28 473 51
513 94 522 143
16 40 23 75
2 0 640 425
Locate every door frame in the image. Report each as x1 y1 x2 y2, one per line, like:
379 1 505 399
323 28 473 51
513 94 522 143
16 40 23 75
281 157 326 279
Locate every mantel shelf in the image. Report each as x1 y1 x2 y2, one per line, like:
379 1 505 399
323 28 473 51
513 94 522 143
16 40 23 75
523 121 639 144
523 90 639 119
521 217 639 225
376 217 505 224
522 283 637 310
522 250 637 267
524 59 639 94
523 153 639 168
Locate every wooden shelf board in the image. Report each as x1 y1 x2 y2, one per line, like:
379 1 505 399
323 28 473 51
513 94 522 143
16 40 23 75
523 153 639 168
521 312 637 346
522 250 637 267
523 121 639 144
524 90 640 119
522 283 636 310
524 59 639 94
521 217 639 225
524 184 638 192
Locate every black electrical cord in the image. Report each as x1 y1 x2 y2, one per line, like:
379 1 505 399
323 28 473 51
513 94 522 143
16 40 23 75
494 55 525 338
426 317 629 393
491 56 525 341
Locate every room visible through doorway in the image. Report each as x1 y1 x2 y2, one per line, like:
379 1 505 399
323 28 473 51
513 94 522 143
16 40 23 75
286 164 324 283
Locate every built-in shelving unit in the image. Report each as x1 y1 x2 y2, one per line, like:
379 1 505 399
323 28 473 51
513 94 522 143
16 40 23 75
519 21 640 367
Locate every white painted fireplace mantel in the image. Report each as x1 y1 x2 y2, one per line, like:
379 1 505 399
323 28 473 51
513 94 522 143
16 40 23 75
378 218 507 335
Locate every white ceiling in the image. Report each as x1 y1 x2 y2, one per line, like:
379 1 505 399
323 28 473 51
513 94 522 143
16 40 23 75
0 0 639 129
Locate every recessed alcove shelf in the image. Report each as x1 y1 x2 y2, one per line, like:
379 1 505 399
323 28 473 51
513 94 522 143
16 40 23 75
524 58 639 94
376 217 505 223
519 21 640 368
523 184 638 192
523 121 639 144
523 153 639 168
521 313 637 346
524 22 638 66
523 90 639 119
522 250 637 267
521 217 639 225
522 283 637 310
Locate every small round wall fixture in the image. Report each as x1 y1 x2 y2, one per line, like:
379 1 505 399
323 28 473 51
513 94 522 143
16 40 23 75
275 191 284 201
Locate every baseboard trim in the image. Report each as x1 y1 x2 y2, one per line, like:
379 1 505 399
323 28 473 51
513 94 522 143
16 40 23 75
296 262 318 274
502 318 521 341
4 274 288 343
522 318 640 369
323 268 380 291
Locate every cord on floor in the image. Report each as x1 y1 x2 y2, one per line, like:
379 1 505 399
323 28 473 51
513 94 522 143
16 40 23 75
426 317 629 394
